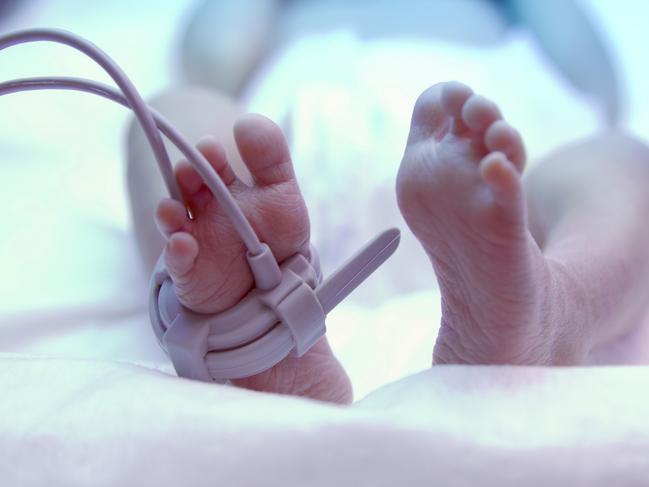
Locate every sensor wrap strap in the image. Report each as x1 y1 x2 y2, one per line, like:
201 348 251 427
149 246 323 381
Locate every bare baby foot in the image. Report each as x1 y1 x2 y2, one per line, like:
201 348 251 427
155 114 352 403
397 82 581 365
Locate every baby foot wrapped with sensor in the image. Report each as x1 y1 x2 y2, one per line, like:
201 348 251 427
150 115 399 404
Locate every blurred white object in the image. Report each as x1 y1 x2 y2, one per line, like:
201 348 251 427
182 0 621 124
510 0 620 125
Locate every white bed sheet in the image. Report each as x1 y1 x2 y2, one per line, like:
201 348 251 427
2 357 649 486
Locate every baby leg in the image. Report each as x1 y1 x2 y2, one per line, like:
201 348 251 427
526 133 649 363
397 81 649 365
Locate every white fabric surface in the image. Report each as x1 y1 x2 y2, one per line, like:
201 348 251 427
1 0 649 484
2 357 649 486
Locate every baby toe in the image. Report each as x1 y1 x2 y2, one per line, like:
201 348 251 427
175 161 213 214
234 114 295 187
485 120 526 172
441 81 474 117
480 152 522 207
155 198 190 238
441 81 474 136
461 94 502 132
196 136 238 186
175 160 202 195
164 232 199 280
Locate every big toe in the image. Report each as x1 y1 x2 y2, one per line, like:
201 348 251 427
234 114 295 187
234 113 310 260
440 81 474 118
407 82 471 144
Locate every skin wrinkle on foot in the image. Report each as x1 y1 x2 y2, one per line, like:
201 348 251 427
398 81 582 366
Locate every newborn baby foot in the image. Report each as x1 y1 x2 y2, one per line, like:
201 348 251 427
155 114 352 403
397 82 576 365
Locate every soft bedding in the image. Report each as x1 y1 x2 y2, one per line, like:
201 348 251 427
2 357 649 486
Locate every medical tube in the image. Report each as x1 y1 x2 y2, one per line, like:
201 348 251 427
0 30 282 287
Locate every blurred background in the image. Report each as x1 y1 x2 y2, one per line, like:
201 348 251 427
0 0 647 398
